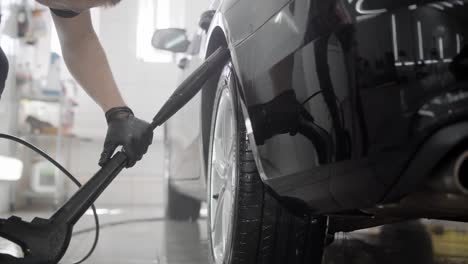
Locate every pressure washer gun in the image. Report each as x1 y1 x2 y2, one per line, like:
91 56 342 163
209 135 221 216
0 47 230 264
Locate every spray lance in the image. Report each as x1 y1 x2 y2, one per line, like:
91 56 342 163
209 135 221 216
0 47 230 264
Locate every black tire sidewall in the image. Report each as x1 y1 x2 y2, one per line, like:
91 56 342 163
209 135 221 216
205 60 328 264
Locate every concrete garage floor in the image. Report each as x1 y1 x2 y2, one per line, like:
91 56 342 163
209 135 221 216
1 207 468 264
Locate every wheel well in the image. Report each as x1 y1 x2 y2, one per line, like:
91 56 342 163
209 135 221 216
205 27 228 59
201 27 228 171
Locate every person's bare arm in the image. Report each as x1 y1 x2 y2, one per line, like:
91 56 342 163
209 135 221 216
52 10 125 112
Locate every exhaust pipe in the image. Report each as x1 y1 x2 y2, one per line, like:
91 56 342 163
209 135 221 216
428 150 468 194
367 151 468 220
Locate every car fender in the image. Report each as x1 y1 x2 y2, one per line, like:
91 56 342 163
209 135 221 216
200 10 269 183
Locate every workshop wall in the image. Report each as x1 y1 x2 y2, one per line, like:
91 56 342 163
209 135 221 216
0 0 209 211
67 0 210 207
0 0 58 212
0 52 15 213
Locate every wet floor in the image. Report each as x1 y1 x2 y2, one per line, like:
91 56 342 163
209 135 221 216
1 207 468 263
324 220 468 264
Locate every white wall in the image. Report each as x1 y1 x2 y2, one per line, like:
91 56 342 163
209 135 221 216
73 3 178 139
73 0 210 139
0 0 210 209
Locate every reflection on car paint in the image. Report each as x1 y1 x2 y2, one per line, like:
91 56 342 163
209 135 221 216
248 90 333 163
234 0 467 185
165 0 468 218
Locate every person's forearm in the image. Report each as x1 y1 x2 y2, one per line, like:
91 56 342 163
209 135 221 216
53 11 125 112
61 32 126 111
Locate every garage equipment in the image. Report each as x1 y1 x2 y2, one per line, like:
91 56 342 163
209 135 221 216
0 46 230 264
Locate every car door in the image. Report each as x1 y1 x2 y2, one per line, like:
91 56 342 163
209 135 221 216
165 10 213 183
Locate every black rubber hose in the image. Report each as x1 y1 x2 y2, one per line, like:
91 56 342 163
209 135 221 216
0 133 99 264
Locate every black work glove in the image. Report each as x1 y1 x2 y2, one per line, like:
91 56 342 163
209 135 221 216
99 107 153 168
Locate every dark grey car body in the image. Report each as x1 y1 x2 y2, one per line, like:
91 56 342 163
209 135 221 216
167 0 468 229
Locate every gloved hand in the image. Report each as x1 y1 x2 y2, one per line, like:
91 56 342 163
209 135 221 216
99 107 153 168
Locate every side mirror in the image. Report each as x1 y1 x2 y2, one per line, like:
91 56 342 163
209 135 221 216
152 28 191 53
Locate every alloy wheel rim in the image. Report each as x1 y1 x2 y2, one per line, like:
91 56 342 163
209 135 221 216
210 87 237 264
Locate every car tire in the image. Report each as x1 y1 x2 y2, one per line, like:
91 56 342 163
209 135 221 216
207 61 327 264
166 183 201 221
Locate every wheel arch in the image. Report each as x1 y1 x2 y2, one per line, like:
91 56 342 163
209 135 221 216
201 21 265 183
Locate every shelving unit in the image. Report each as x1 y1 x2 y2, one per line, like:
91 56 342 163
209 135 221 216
3 0 79 211
12 95 76 210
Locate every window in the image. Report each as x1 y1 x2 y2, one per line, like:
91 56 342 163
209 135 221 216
136 0 173 63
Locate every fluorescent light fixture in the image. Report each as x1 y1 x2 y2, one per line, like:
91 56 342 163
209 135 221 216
418 110 435 117
355 0 387 14
443 58 453 63
425 59 439 64
0 156 23 181
356 14 380 22
245 118 254 134
417 21 424 60
395 61 416 67
454 0 464 5
438 37 444 59
408 4 418 10
457 34 461 53
430 3 445 10
441 2 454 8
392 14 399 62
